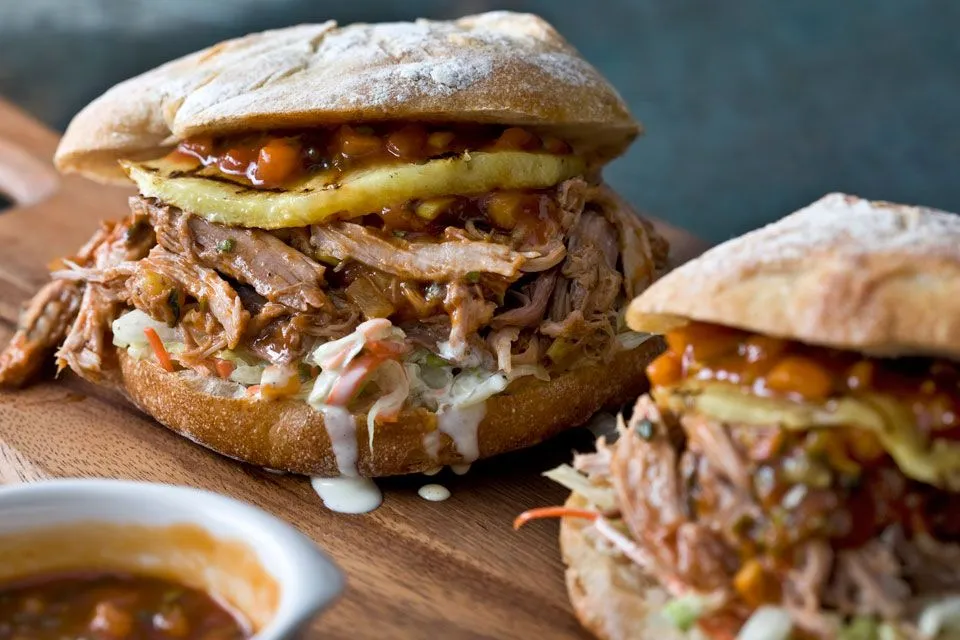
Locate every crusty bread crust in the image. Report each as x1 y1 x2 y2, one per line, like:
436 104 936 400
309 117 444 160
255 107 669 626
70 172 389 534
117 339 661 477
559 493 690 640
627 193 960 358
55 12 639 184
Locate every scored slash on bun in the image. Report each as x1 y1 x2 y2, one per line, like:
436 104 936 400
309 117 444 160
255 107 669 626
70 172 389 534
55 11 640 184
117 340 662 477
627 193 960 358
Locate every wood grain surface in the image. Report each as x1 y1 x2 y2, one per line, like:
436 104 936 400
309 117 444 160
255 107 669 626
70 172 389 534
0 97 709 638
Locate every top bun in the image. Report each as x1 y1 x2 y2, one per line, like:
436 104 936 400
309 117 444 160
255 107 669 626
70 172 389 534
55 12 639 184
628 193 960 359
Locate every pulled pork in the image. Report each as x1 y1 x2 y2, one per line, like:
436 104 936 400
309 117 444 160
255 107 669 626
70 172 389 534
139 199 328 311
1 177 667 387
0 280 82 387
55 215 155 382
0 220 126 385
581 397 960 637
310 221 529 280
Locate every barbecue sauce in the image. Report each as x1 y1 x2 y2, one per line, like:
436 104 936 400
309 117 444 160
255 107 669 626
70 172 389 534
647 321 960 436
172 124 573 189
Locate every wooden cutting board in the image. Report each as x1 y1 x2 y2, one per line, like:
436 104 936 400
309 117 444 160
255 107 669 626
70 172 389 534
0 97 708 639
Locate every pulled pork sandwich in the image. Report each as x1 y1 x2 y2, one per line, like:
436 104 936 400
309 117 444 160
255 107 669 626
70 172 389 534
0 12 668 477
517 194 960 639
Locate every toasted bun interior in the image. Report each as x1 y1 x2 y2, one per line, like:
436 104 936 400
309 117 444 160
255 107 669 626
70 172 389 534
627 193 960 358
117 339 662 477
56 12 639 184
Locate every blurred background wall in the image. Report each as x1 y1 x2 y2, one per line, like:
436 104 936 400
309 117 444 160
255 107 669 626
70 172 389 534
1 0 957 242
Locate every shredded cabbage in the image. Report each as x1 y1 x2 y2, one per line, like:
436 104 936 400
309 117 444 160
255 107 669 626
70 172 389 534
735 606 793 640
112 310 176 348
436 339 485 368
215 351 265 385
919 597 960 639
307 370 340 410
507 364 550 382
229 363 264 386
127 343 152 360
879 624 903 640
307 318 399 370
617 330 654 351
408 358 454 392
306 319 408 409
366 360 409 451
405 351 544 414
116 309 546 414
442 369 508 407
661 593 724 633
542 464 617 512
838 616 881 640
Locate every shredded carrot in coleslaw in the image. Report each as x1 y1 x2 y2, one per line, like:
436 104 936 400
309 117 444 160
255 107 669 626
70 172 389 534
513 507 599 530
365 340 410 358
214 359 235 379
143 327 174 372
327 354 383 406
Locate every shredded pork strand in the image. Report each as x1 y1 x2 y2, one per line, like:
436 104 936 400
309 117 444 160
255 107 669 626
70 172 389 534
589 184 666 296
56 216 155 381
491 270 558 329
488 327 520 373
783 541 836 637
563 211 622 318
0 280 83 387
310 221 530 281
681 412 752 492
0 219 147 387
138 198 329 311
441 281 496 365
828 539 911 620
57 247 249 350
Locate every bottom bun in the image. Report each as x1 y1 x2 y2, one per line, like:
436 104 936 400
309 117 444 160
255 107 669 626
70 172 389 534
560 493 701 640
117 339 662 477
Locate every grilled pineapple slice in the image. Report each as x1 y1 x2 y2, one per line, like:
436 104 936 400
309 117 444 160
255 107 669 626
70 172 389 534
660 381 960 491
123 151 585 229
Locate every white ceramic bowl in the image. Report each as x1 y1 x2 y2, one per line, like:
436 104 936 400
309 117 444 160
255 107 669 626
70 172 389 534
0 479 344 638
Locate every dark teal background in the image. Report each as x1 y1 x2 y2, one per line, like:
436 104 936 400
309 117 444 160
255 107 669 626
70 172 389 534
2 1 957 242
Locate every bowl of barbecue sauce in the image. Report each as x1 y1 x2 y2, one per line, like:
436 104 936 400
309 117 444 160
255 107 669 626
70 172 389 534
0 480 343 639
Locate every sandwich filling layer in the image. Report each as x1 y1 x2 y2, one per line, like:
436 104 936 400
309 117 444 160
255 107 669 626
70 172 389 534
543 322 960 639
0 125 666 461
126 124 587 228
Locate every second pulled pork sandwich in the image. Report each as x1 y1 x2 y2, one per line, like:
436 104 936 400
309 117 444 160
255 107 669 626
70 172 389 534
520 193 960 639
0 12 668 477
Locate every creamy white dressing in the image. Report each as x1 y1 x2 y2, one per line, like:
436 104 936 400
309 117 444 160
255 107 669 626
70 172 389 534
423 467 442 476
422 429 441 461
418 484 451 502
321 406 360 477
437 401 486 464
310 477 382 514
451 464 471 475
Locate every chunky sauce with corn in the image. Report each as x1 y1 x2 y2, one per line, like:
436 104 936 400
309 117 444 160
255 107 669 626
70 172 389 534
0 571 246 639
171 124 573 189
